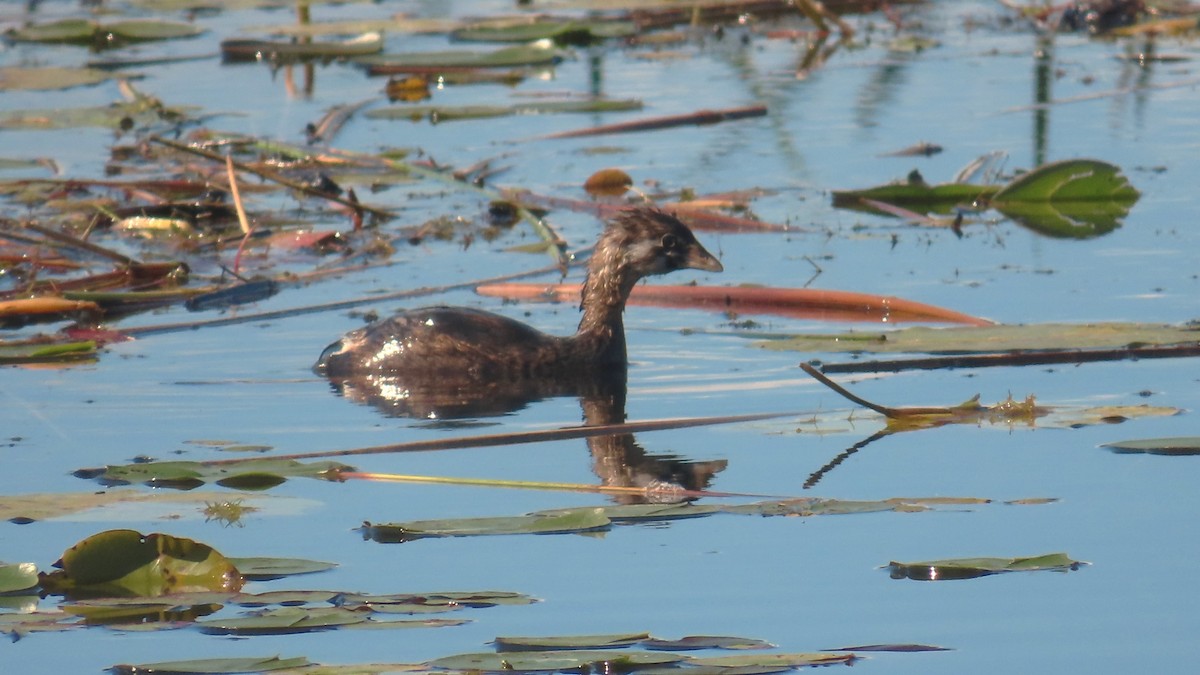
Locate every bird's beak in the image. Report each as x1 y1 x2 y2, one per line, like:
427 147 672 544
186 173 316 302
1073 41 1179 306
684 242 724 273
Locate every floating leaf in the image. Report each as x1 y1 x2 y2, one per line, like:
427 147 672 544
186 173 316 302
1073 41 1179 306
5 18 203 45
197 606 368 635
227 557 336 581
688 653 856 668
887 552 1084 581
1101 437 1200 456
428 649 684 672
0 340 97 365
494 633 651 651
991 159 1139 203
642 636 775 651
0 66 122 91
0 490 259 523
84 458 353 489
221 32 383 62
363 508 612 542
357 43 564 70
40 529 243 597
452 19 637 44
759 322 1200 354
832 180 997 212
0 562 39 593
367 98 641 123
827 643 950 652
532 503 722 523
109 655 309 674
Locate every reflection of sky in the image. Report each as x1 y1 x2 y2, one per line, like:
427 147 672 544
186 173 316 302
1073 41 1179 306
3 1 1200 673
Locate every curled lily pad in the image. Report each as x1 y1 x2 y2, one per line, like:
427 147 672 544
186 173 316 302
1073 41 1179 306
887 552 1085 581
40 529 243 597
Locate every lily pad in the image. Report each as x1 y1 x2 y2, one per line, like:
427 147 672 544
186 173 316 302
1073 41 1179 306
642 636 775 651
357 43 564 70
363 508 612 542
109 655 309 674
0 562 39 593
494 632 651 651
452 19 637 44
5 18 203 45
687 653 856 668
532 503 722 522
1101 437 1200 456
887 552 1084 580
0 340 97 365
227 557 336 581
39 529 243 597
82 458 353 489
759 322 1200 354
991 159 1139 203
366 98 642 123
196 606 368 635
428 650 684 672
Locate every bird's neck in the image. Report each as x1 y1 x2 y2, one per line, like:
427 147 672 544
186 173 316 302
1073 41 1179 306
574 242 635 364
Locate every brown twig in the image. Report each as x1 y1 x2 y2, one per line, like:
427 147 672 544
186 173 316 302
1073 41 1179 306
538 104 768 140
148 136 394 220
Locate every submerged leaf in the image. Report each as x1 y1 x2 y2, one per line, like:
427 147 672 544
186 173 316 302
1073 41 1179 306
888 552 1084 580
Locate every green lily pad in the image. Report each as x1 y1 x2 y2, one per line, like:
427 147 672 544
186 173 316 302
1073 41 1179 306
642 636 775 651
0 66 119 91
40 529 243 597
0 562 39 593
832 180 997 212
227 557 336 581
687 653 856 668
887 552 1084 580
367 98 642 123
196 606 368 635
759 322 1200 354
356 43 564 69
1101 436 1200 456
452 19 637 44
991 159 1139 203
108 656 309 674
363 508 612 542
428 649 684 672
494 632 651 651
0 340 97 364
83 458 353 489
5 18 203 44
532 503 722 522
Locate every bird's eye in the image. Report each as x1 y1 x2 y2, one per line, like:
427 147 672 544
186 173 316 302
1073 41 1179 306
660 233 680 251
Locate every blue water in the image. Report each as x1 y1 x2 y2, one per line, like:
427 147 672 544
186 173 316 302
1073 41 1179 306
3 1 1200 672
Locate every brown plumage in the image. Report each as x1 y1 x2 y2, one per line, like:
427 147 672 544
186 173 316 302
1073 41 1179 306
313 207 722 380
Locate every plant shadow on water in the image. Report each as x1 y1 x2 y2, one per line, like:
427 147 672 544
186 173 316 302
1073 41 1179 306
3 0 1200 673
